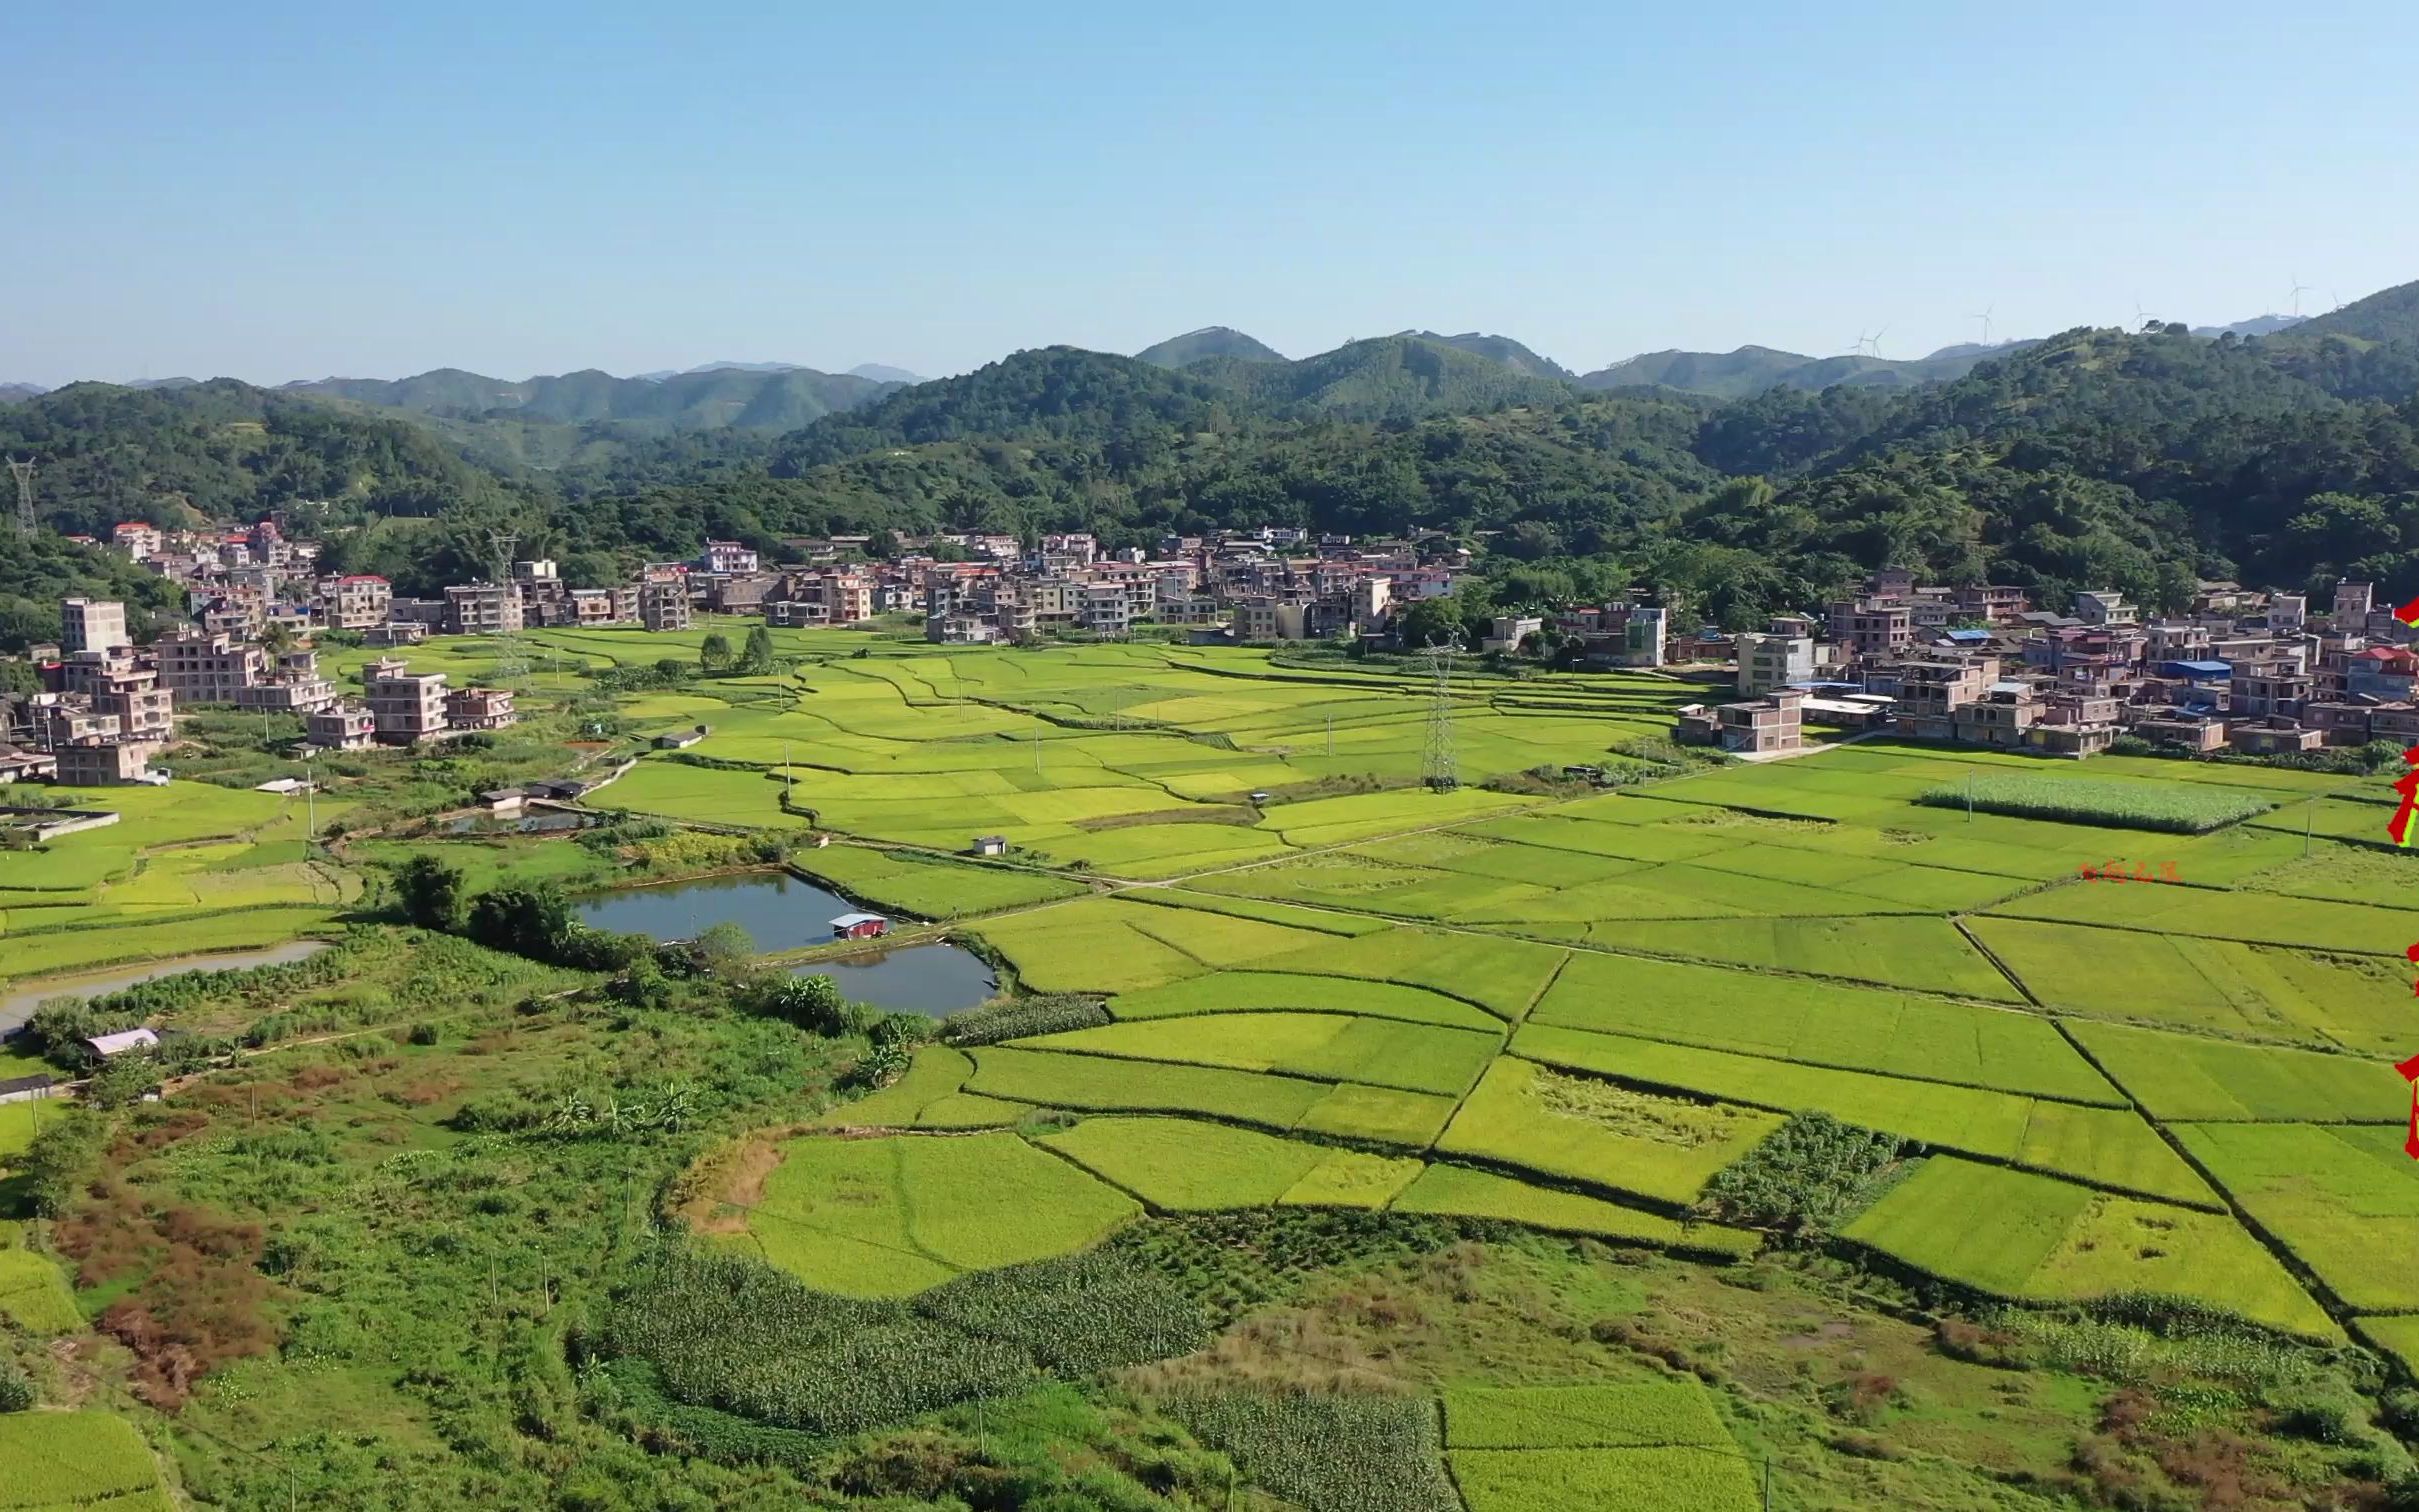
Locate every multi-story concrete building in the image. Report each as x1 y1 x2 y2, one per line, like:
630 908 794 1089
1678 689 1805 755
365 660 450 745
638 578 692 632
238 649 338 714
2346 646 2419 701
319 574 393 630
150 629 262 705
1829 601 1912 659
56 650 175 743
54 738 162 785
2072 590 2137 628
62 598 129 655
444 687 517 731
2230 665 2312 719
1735 632 1817 696
1951 683 2041 748
111 522 164 560
569 587 637 625
1952 584 2031 623
1076 581 1133 637
700 541 760 575
444 583 523 637
1892 658 1993 741
306 703 377 751
1619 606 1668 668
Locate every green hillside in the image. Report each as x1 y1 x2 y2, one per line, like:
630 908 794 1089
1578 342 2027 398
1134 327 1287 368
290 364 893 431
1190 334 1576 420
2275 278 2419 348
0 379 520 537
1411 331 1575 381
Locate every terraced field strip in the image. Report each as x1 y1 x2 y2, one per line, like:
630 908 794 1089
1510 1022 2218 1208
1840 1156 2338 1340
2172 1123 2419 1314
1011 1011 1505 1097
735 1130 1139 1299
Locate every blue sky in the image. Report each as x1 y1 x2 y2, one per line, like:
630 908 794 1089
8 1 2416 386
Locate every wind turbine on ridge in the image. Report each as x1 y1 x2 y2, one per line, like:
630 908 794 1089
1968 305 1995 346
2289 273 2314 318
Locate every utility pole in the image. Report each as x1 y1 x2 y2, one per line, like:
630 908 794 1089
8 457 33 536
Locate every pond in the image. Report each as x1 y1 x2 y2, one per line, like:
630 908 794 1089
790 943 998 1017
573 871 1000 1015
0 939 335 1035
573 871 855 955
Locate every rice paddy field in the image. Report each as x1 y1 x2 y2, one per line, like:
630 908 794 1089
24 627 2419 1509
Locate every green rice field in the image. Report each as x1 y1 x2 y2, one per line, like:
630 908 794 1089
27 629 2419 1499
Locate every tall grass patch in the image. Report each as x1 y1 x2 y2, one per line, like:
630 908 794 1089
1917 775 2274 833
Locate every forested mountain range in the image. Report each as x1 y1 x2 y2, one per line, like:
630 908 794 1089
7 277 2419 650
288 364 897 432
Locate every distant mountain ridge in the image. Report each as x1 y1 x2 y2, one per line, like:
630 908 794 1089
1574 342 2036 399
1186 333 1577 420
1404 331 1574 382
2275 282 2419 347
287 364 897 433
2193 314 2305 339
1135 327 1287 368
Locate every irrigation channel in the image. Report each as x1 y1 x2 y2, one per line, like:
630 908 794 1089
572 871 998 1015
0 940 336 1036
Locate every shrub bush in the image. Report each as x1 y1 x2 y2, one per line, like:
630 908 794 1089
0 1358 34 1412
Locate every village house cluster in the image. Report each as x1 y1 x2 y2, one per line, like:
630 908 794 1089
849 528 1473 647
1674 568 2404 758
34 510 2408 776
0 593 518 785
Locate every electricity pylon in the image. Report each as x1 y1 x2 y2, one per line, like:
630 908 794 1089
1419 635 1461 792
8 458 33 536
486 528 528 684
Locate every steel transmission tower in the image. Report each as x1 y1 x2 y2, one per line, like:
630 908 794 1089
1419 636 1461 792
485 528 529 685
8 458 33 536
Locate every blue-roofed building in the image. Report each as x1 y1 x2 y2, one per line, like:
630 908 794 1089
2159 659 2233 681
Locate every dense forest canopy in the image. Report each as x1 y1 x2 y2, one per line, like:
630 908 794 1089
5 283 2419 626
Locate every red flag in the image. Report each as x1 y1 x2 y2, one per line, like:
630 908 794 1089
2400 1053 2419 1158
2393 764 2419 846
2397 595 2419 628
